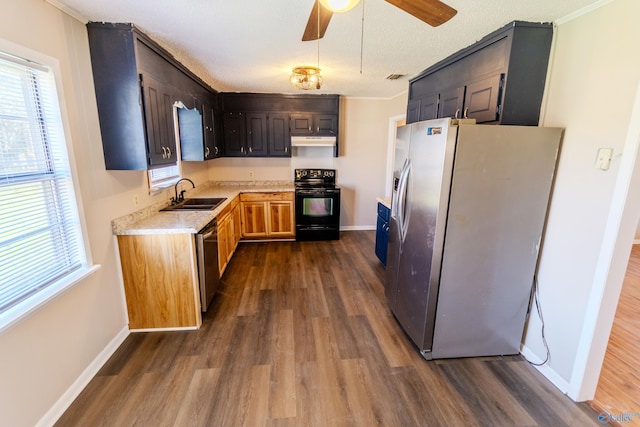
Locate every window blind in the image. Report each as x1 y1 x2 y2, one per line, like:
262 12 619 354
148 163 180 190
0 52 85 314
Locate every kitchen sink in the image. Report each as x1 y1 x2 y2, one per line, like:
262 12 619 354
160 197 227 212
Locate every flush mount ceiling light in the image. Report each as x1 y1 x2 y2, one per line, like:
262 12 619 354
318 0 361 13
290 66 323 90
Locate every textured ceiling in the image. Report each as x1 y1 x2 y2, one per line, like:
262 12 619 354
49 0 601 98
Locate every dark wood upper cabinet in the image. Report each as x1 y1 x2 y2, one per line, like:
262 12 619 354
140 73 177 167
290 114 314 136
314 114 338 136
418 94 439 121
87 22 219 170
437 86 465 119
221 93 340 157
222 112 246 157
268 113 290 157
245 113 268 157
407 21 553 126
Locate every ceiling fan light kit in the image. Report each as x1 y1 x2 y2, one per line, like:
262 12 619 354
318 0 361 13
290 66 323 90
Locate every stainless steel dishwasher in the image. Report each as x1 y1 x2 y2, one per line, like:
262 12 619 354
196 218 220 311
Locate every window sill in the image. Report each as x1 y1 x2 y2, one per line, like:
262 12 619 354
0 264 101 336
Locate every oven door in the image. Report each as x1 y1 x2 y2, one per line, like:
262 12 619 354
295 189 341 240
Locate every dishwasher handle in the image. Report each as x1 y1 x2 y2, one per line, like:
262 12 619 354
198 219 217 240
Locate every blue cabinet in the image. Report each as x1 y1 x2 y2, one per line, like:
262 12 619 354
375 202 390 267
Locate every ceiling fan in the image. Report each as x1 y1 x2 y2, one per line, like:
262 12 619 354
302 0 458 41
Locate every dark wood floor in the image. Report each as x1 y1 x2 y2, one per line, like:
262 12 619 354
592 244 640 425
56 231 601 427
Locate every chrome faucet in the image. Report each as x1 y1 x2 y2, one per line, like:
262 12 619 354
171 178 195 205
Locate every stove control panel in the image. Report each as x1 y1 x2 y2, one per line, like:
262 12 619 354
295 169 336 180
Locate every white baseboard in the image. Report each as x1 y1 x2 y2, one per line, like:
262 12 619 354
340 225 376 231
36 326 130 427
520 345 571 397
634 239 640 244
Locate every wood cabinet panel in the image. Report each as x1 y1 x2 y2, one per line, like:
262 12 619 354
241 201 268 237
268 201 295 236
117 234 201 329
217 196 240 276
239 192 295 239
240 192 294 202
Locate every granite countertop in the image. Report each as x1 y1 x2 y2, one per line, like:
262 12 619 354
112 181 295 235
377 196 391 209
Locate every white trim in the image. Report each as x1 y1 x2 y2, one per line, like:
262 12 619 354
555 0 615 25
386 114 406 197
44 0 89 23
35 327 130 427
0 36 99 332
0 265 101 336
130 326 199 333
634 240 640 244
340 225 376 231
521 345 570 394
344 90 408 101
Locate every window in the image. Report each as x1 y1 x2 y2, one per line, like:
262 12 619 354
0 49 87 323
147 104 182 193
148 163 180 191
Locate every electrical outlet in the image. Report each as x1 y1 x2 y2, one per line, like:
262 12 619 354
249 170 254 178
134 194 139 206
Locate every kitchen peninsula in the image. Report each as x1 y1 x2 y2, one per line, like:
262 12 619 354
112 181 295 331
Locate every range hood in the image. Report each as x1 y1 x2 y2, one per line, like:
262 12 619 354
291 135 336 147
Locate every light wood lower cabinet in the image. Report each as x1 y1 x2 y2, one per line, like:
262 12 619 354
117 233 201 330
217 195 241 276
239 192 295 238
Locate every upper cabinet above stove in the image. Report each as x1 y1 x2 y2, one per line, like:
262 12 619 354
221 93 340 157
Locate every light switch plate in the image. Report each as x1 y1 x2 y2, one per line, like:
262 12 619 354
595 148 613 170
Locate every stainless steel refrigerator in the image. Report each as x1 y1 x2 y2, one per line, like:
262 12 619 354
385 118 562 360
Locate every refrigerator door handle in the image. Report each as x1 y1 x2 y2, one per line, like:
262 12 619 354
397 160 411 243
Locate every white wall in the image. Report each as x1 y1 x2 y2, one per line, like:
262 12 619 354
522 0 640 400
0 1 208 425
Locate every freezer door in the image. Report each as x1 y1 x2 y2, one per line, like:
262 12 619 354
385 125 411 308
390 119 458 351
431 125 562 359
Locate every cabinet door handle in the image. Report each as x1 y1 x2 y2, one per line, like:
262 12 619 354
316 126 319 133
463 107 469 119
454 108 460 119
205 147 210 157
285 146 288 153
162 147 167 159
308 126 312 132
166 147 172 158
249 146 253 153
215 146 219 155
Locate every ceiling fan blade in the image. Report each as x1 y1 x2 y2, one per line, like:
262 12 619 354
302 0 334 41
385 0 457 27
